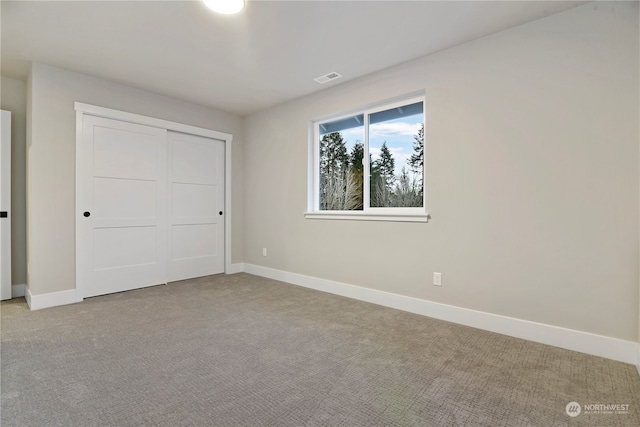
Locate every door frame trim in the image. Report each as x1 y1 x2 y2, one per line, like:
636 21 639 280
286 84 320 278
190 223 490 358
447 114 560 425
75 102 234 298
0 110 12 301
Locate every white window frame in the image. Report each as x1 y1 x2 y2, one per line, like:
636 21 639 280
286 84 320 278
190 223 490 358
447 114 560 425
305 92 429 223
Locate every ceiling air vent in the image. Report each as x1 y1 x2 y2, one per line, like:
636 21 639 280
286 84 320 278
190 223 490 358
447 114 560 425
314 72 342 84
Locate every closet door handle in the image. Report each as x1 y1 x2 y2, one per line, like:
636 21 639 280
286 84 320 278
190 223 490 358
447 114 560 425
83 211 91 217
219 211 223 215
0 211 7 218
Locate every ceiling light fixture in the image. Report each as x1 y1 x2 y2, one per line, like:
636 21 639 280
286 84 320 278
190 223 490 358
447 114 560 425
203 0 245 15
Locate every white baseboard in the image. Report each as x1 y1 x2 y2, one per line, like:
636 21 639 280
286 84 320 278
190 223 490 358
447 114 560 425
227 263 246 275
26 288 82 311
11 283 26 298
242 263 638 365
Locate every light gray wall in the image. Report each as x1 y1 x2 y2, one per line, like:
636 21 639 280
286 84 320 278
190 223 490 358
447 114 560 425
0 76 27 286
28 63 244 295
242 2 639 341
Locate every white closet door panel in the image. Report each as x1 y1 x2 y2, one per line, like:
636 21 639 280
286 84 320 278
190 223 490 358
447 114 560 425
171 183 217 218
93 178 157 219
79 115 167 298
86 263 163 297
93 126 158 178
168 131 224 282
172 224 219 260
93 227 157 270
172 140 218 180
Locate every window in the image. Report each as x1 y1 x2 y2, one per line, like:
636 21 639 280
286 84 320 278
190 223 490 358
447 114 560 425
306 94 427 222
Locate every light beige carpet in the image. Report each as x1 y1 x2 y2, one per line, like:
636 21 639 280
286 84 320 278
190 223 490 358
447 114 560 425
2 273 639 426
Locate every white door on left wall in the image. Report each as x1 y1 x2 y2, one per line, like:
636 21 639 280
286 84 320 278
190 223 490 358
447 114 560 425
78 115 168 298
0 110 11 301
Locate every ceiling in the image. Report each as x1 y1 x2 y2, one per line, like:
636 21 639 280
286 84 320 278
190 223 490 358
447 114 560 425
1 0 587 116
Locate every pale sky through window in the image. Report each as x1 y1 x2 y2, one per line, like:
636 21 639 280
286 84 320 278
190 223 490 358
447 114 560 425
337 114 423 177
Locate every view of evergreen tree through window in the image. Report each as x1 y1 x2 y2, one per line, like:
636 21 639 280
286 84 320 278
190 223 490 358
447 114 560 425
318 100 423 210
318 114 364 210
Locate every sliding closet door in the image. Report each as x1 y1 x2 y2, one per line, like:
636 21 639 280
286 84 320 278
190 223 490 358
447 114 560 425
78 116 167 298
167 131 224 282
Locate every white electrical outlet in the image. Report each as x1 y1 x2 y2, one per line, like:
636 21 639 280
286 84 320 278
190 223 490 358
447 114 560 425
433 272 442 286
262 248 267 257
